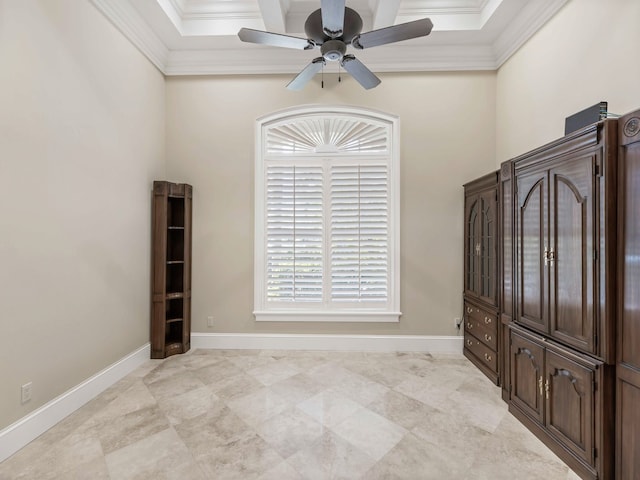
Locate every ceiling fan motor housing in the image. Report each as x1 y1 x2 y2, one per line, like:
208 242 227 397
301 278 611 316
304 7 363 45
321 40 346 61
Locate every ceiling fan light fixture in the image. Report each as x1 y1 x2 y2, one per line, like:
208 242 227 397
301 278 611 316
237 0 433 90
321 40 346 61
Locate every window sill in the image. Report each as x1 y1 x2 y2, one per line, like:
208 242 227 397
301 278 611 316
253 311 401 323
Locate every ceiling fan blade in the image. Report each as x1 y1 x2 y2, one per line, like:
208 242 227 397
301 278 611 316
341 55 381 90
286 58 326 91
238 28 314 50
352 18 433 49
321 0 346 38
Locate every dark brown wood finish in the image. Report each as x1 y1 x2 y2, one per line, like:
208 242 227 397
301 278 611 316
499 116 623 480
463 171 501 385
545 348 595 466
151 181 192 359
516 169 549 334
510 329 545 424
549 155 595 353
617 110 640 479
500 161 515 400
509 324 613 480
512 121 618 363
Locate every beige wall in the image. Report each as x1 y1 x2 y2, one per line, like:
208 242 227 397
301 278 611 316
0 0 165 429
13 0 634 433
496 0 640 163
166 72 496 337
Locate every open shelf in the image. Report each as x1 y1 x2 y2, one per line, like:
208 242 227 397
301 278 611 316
151 181 192 359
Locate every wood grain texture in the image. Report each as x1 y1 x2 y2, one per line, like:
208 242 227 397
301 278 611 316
463 171 501 386
617 109 640 480
151 181 192 359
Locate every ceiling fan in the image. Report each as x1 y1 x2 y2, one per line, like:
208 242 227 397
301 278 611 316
238 0 434 90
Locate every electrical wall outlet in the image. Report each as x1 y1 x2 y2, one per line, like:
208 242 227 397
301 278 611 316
21 382 32 404
207 316 214 328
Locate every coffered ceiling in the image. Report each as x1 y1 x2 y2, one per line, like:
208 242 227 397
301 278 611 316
91 0 568 75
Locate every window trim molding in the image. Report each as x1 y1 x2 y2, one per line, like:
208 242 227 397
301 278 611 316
254 105 401 322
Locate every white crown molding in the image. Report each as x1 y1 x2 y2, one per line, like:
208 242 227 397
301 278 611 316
0 344 151 463
493 0 569 68
164 43 497 76
91 0 567 76
90 0 169 73
191 332 464 353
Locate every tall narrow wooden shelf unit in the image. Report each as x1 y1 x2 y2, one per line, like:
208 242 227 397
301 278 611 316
151 181 192 359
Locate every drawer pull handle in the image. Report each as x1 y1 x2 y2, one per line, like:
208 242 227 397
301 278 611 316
467 322 473 330
484 316 492 325
467 307 473 314
484 353 492 362
484 334 492 342
466 340 473 347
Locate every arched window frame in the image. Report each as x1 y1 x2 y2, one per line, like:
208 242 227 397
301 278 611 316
254 105 401 322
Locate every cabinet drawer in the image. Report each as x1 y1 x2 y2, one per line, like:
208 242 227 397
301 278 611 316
464 332 497 372
465 318 497 350
464 302 498 332
464 302 497 350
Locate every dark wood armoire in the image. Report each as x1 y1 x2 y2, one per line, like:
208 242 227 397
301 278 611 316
465 108 640 479
151 181 192 359
506 118 617 480
463 171 501 385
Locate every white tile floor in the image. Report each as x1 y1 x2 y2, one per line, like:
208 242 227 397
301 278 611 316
0 349 581 479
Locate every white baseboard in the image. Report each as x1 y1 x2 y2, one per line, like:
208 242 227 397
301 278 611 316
0 343 150 463
191 333 463 354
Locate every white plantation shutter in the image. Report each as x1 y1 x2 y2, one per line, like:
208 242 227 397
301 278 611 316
255 106 400 322
266 166 323 302
331 165 388 302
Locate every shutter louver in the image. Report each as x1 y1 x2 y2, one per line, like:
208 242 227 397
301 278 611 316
266 166 323 302
266 118 388 154
331 165 389 302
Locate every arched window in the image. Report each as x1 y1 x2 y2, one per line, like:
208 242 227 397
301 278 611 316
254 106 400 322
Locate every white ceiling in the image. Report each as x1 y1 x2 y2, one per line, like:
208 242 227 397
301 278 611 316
91 0 568 75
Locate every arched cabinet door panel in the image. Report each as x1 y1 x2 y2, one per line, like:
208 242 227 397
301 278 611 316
548 155 596 354
465 197 480 297
464 183 498 307
545 350 595 466
516 171 549 334
510 330 545 424
479 190 498 305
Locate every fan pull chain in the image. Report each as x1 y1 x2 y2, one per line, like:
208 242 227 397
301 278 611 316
338 63 341 83
321 64 324 89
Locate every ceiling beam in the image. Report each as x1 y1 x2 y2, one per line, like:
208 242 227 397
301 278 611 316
371 0 401 29
257 0 287 32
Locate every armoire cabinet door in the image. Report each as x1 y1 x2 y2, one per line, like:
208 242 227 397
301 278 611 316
545 349 595 466
479 190 498 306
510 332 545 424
465 195 480 297
549 156 595 354
465 188 498 306
517 170 549 333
